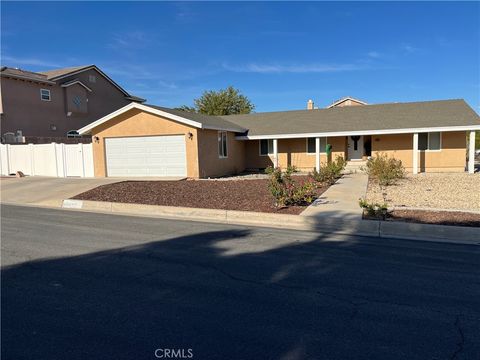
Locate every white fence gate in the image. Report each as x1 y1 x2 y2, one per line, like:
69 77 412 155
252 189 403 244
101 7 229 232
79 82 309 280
0 143 94 177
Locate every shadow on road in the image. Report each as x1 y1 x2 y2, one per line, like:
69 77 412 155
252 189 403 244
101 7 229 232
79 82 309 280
2 223 480 359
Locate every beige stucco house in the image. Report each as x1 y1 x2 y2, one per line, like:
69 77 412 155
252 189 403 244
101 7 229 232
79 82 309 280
78 98 480 178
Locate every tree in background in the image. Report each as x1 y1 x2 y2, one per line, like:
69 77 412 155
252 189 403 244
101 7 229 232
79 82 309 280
175 86 254 115
174 105 197 113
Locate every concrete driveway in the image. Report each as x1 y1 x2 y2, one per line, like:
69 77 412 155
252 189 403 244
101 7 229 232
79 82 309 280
0 176 184 207
0 176 122 207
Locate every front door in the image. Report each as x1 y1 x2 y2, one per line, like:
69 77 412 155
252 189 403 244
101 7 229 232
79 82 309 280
348 135 363 160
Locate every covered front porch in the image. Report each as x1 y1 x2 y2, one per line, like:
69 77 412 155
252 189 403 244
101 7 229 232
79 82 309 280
240 130 476 174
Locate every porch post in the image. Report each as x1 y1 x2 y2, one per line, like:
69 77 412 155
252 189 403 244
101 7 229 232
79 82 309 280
412 133 419 175
315 137 320 171
273 139 278 168
468 131 476 174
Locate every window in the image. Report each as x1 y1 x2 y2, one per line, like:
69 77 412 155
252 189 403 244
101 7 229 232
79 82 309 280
40 89 51 101
72 95 82 108
89 75 96 83
218 131 228 158
306 137 327 154
418 132 441 151
259 139 274 156
67 130 81 138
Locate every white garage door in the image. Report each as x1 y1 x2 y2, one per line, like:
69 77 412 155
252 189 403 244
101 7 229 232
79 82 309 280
105 135 187 177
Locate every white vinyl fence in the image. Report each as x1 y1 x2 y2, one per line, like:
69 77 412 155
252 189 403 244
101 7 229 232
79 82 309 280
0 143 94 177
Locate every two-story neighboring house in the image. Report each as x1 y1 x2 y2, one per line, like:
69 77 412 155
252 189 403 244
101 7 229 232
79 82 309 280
0 65 145 143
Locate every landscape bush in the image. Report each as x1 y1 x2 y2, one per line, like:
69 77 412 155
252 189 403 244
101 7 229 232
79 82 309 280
310 155 346 185
359 198 389 220
364 153 405 186
265 166 316 208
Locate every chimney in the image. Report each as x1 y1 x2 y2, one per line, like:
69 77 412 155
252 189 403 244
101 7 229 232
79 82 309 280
307 99 314 110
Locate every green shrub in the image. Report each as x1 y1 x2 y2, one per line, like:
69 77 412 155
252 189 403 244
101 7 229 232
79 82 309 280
359 198 389 220
266 167 316 208
311 155 346 185
364 153 405 186
286 164 298 174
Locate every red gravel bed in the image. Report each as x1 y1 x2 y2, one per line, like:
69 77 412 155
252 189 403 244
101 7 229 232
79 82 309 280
365 210 480 227
72 177 329 215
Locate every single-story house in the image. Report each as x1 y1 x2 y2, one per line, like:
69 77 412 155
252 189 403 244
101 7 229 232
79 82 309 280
78 98 480 178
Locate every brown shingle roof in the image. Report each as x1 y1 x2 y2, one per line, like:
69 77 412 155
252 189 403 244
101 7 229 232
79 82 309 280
38 65 92 80
221 99 480 137
39 64 146 102
147 105 247 132
0 67 55 84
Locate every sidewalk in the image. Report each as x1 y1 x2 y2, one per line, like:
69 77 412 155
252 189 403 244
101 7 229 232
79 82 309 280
300 173 368 219
2 175 478 245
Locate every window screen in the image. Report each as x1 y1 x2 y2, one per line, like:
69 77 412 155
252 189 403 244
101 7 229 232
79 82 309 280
260 139 274 155
307 138 327 154
307 138 316 153
218 131 228 158
419 132 441 151
418 133 428 151
428 132 441 150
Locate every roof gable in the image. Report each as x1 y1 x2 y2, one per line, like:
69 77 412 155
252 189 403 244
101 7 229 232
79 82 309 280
60 79 92 92
39 65 145 102
327 97 367 108
78 103 247 135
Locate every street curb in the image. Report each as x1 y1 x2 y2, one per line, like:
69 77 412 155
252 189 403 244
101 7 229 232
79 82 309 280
61 199 480 245
391 206 480 215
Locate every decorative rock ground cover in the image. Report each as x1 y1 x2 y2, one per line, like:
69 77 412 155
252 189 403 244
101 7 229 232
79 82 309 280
73 177 329 215
365 173 480 227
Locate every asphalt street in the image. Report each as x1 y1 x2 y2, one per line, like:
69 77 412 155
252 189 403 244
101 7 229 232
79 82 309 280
1 204 479 360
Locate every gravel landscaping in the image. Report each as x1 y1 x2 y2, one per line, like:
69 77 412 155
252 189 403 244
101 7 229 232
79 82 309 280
366 173 480 211
72 177 329 215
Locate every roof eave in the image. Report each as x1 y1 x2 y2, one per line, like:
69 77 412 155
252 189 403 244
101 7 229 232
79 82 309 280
236 125 480 140
0 73 56 85
78 102 205 135
125 96 146 103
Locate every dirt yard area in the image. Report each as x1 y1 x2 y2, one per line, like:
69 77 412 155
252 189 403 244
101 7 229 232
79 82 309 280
72 177 328 215
366 173 480 211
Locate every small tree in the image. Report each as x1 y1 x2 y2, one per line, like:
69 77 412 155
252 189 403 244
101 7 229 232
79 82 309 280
364 153 405 186
174 105 197 113
176 86 254 116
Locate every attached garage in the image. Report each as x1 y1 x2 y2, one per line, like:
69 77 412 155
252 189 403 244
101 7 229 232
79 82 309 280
105 135 187 177
77 102 247 178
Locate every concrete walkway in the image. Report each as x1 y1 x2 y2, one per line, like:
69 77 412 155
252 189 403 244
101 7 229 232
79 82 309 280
0 176 184 207
301 173 369 219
